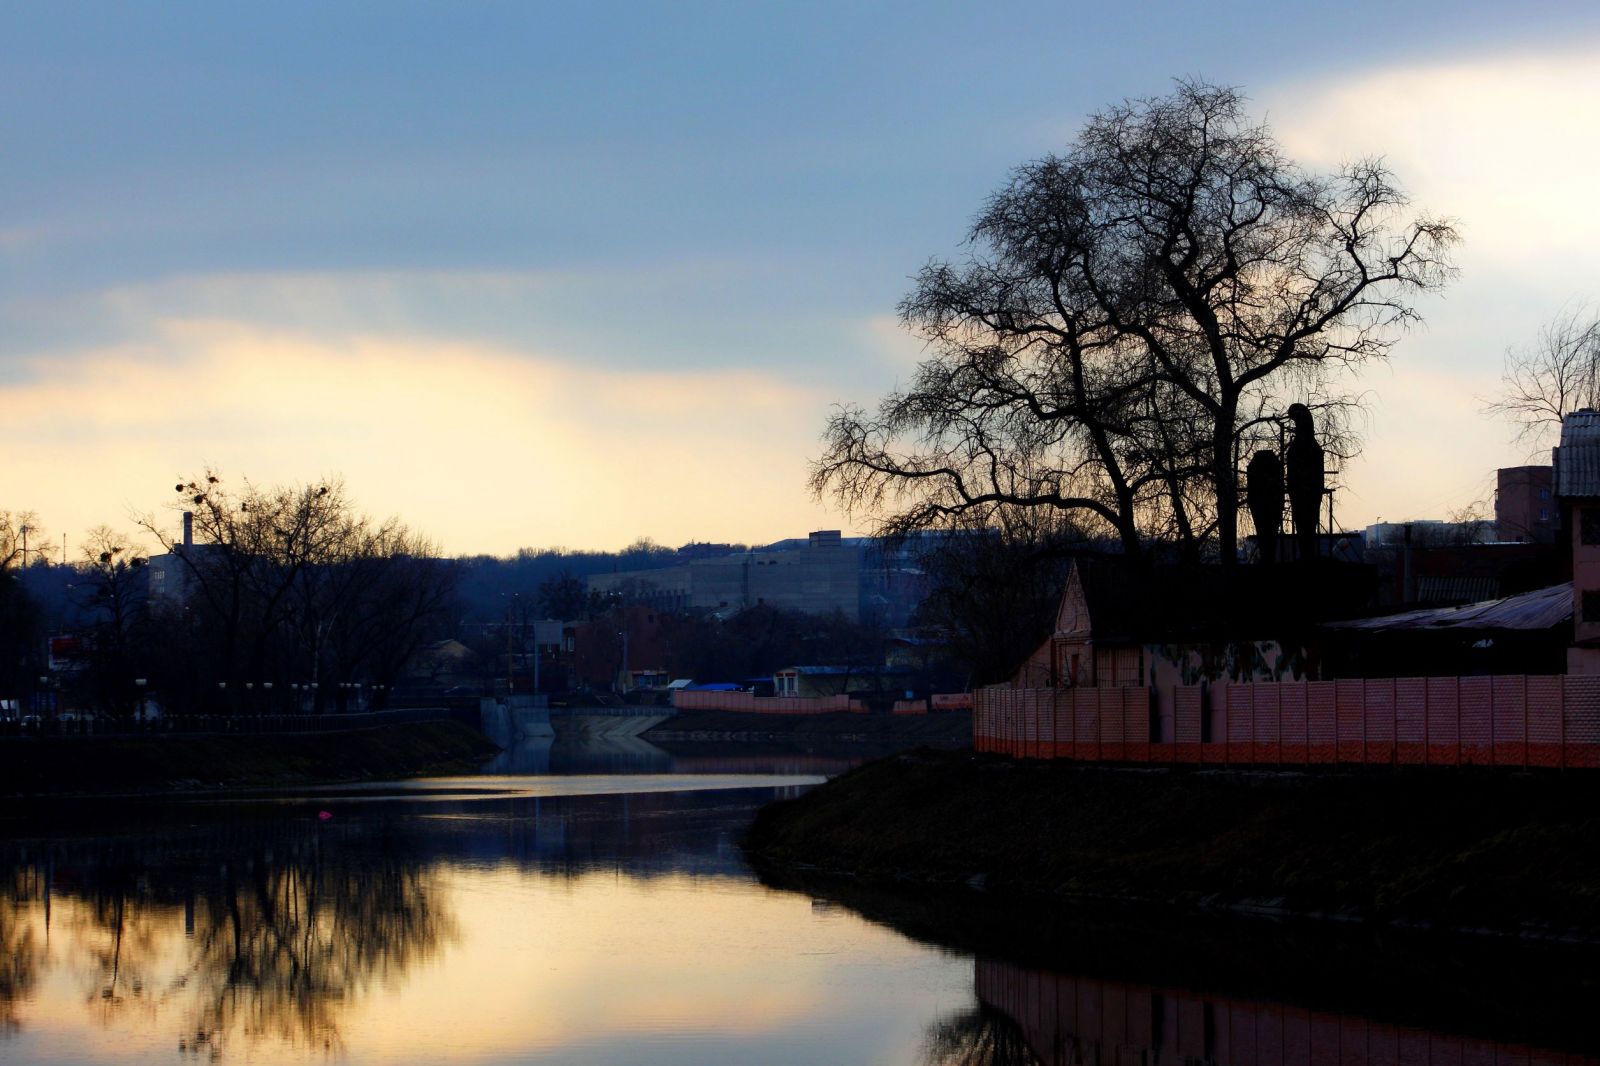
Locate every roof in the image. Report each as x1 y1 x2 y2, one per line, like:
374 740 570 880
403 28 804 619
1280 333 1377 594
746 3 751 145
1323 582 1571 633
1554 410 1600 498
1066 558 1379 644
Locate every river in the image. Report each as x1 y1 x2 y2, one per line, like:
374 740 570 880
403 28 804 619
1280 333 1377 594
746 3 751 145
1 733 1597 1064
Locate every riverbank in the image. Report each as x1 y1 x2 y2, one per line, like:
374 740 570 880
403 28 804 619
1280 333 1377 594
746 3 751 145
0 719 500 797
645 709 970 745
743 748 1600 939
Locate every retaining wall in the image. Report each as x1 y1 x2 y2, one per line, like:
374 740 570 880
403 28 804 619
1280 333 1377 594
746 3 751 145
974 675 1600 769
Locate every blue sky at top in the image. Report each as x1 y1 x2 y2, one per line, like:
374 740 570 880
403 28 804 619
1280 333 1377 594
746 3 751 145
2 2 1598 552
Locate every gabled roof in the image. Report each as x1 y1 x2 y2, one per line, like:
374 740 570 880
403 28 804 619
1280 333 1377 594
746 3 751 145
1554 410 1600 498
1323 582 1571 633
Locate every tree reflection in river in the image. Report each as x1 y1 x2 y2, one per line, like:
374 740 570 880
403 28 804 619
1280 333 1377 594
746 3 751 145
0 821 453 1057
0 866 46 1035
923 1004 1043 1066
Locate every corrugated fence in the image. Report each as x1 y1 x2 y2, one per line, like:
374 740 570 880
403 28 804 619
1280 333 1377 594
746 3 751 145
671 691 867 714
974 674 1600 769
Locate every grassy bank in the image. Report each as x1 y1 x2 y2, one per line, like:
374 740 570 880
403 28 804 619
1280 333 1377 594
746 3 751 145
646 709 970 745
743 748 1600 938
0 719 500 797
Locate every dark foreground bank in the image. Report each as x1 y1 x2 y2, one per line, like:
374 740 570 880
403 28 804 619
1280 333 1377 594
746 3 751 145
744 748 1600 938
0 719 500 797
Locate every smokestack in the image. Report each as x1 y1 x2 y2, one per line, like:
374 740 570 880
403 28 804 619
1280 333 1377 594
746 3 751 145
182 511 194 548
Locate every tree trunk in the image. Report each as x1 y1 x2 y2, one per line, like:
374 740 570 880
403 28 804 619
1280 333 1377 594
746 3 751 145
1214 405 1239 565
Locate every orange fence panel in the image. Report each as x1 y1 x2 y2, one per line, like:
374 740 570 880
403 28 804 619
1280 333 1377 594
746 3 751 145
1460 677 1493 766
1564 675 1600 768
1527 675 1563 769
1123 688 1151 764
1074 689 1100 761
1308 681 1337 764
1226 684 1254 765
1053 689 1074 759
1493 675 1528 768
1427 676 1460 765
1365 678 1396 766
1098 686 1126 762
1254 683 1281 765
1395 678 1427 765
1279 682 1308 764
1174 685 1202 763
1336 679 1365 764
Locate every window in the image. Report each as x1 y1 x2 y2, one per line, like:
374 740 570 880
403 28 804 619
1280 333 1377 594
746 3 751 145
1540 487 1551 500
1540 508 1550 522
1585 591 1600 624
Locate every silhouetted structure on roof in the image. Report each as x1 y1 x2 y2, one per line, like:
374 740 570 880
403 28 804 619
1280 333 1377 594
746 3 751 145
1286 403 1325 563
1245 450 1283 565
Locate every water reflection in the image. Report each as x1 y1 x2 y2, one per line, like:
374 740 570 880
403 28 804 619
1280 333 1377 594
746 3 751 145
924 1004 1041 1066
3 823 453 1058
965 959 1600 1066
7 772 1600 1065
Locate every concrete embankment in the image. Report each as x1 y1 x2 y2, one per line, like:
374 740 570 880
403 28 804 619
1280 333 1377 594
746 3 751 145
743 748 1600 939
0 720 500 797
647 709 971 746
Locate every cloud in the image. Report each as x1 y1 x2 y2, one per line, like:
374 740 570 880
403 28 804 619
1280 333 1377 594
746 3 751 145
0 318 846 555
1258 42 1600 525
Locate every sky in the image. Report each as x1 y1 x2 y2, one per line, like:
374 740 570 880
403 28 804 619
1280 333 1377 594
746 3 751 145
3 2 1599 557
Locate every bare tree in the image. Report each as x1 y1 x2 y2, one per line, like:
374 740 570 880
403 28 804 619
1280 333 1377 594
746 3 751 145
139 472 457 713
814 80 1457 562
0 511 46 570
1486 302 1600 448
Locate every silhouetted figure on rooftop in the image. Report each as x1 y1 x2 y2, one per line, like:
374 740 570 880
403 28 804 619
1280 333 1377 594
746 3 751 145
1246 450 1284 564
1286 403 1325 563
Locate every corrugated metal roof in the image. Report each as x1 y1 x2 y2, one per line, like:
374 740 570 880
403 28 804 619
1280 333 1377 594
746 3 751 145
1323 582 1571 633
1554 410 1600 498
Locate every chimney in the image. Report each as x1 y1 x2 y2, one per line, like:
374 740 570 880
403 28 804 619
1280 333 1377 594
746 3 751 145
182 511 194 548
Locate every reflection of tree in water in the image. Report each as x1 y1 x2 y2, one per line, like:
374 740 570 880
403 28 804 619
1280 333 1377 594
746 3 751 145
0 867 47 1035
0 822 454 1058
924 1004 1043 1066
178 833 454 1057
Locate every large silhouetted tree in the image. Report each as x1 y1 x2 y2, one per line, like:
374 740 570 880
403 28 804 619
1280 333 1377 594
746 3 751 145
814 79 1457 562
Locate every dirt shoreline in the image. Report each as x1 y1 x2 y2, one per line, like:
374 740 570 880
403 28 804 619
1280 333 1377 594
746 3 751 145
742 747 1600 941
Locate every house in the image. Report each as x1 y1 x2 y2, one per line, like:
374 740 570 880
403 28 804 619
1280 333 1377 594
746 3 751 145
1012 557 1378 727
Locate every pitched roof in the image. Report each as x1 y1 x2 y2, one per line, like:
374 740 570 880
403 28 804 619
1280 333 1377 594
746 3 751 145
1323 582 1571 633
1554 410 1600 498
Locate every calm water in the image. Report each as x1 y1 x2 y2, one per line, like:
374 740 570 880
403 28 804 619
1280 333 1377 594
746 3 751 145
2 737 1597 1064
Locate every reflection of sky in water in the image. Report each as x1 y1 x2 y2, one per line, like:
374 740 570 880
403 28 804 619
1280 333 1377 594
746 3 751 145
0 780 971 1064
6 771 1599 1066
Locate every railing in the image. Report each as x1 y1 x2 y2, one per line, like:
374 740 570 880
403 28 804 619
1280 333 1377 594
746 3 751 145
974 675 1600 769
0 707 455 739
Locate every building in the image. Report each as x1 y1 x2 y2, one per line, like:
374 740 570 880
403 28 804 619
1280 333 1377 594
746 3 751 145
1555 410 1600 673
1496 464 1556 543
587 530 927 625
1011 558 1377 710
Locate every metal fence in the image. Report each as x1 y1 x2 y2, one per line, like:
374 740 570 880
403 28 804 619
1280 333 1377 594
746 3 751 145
975 675 1600 769
0 706 455 739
